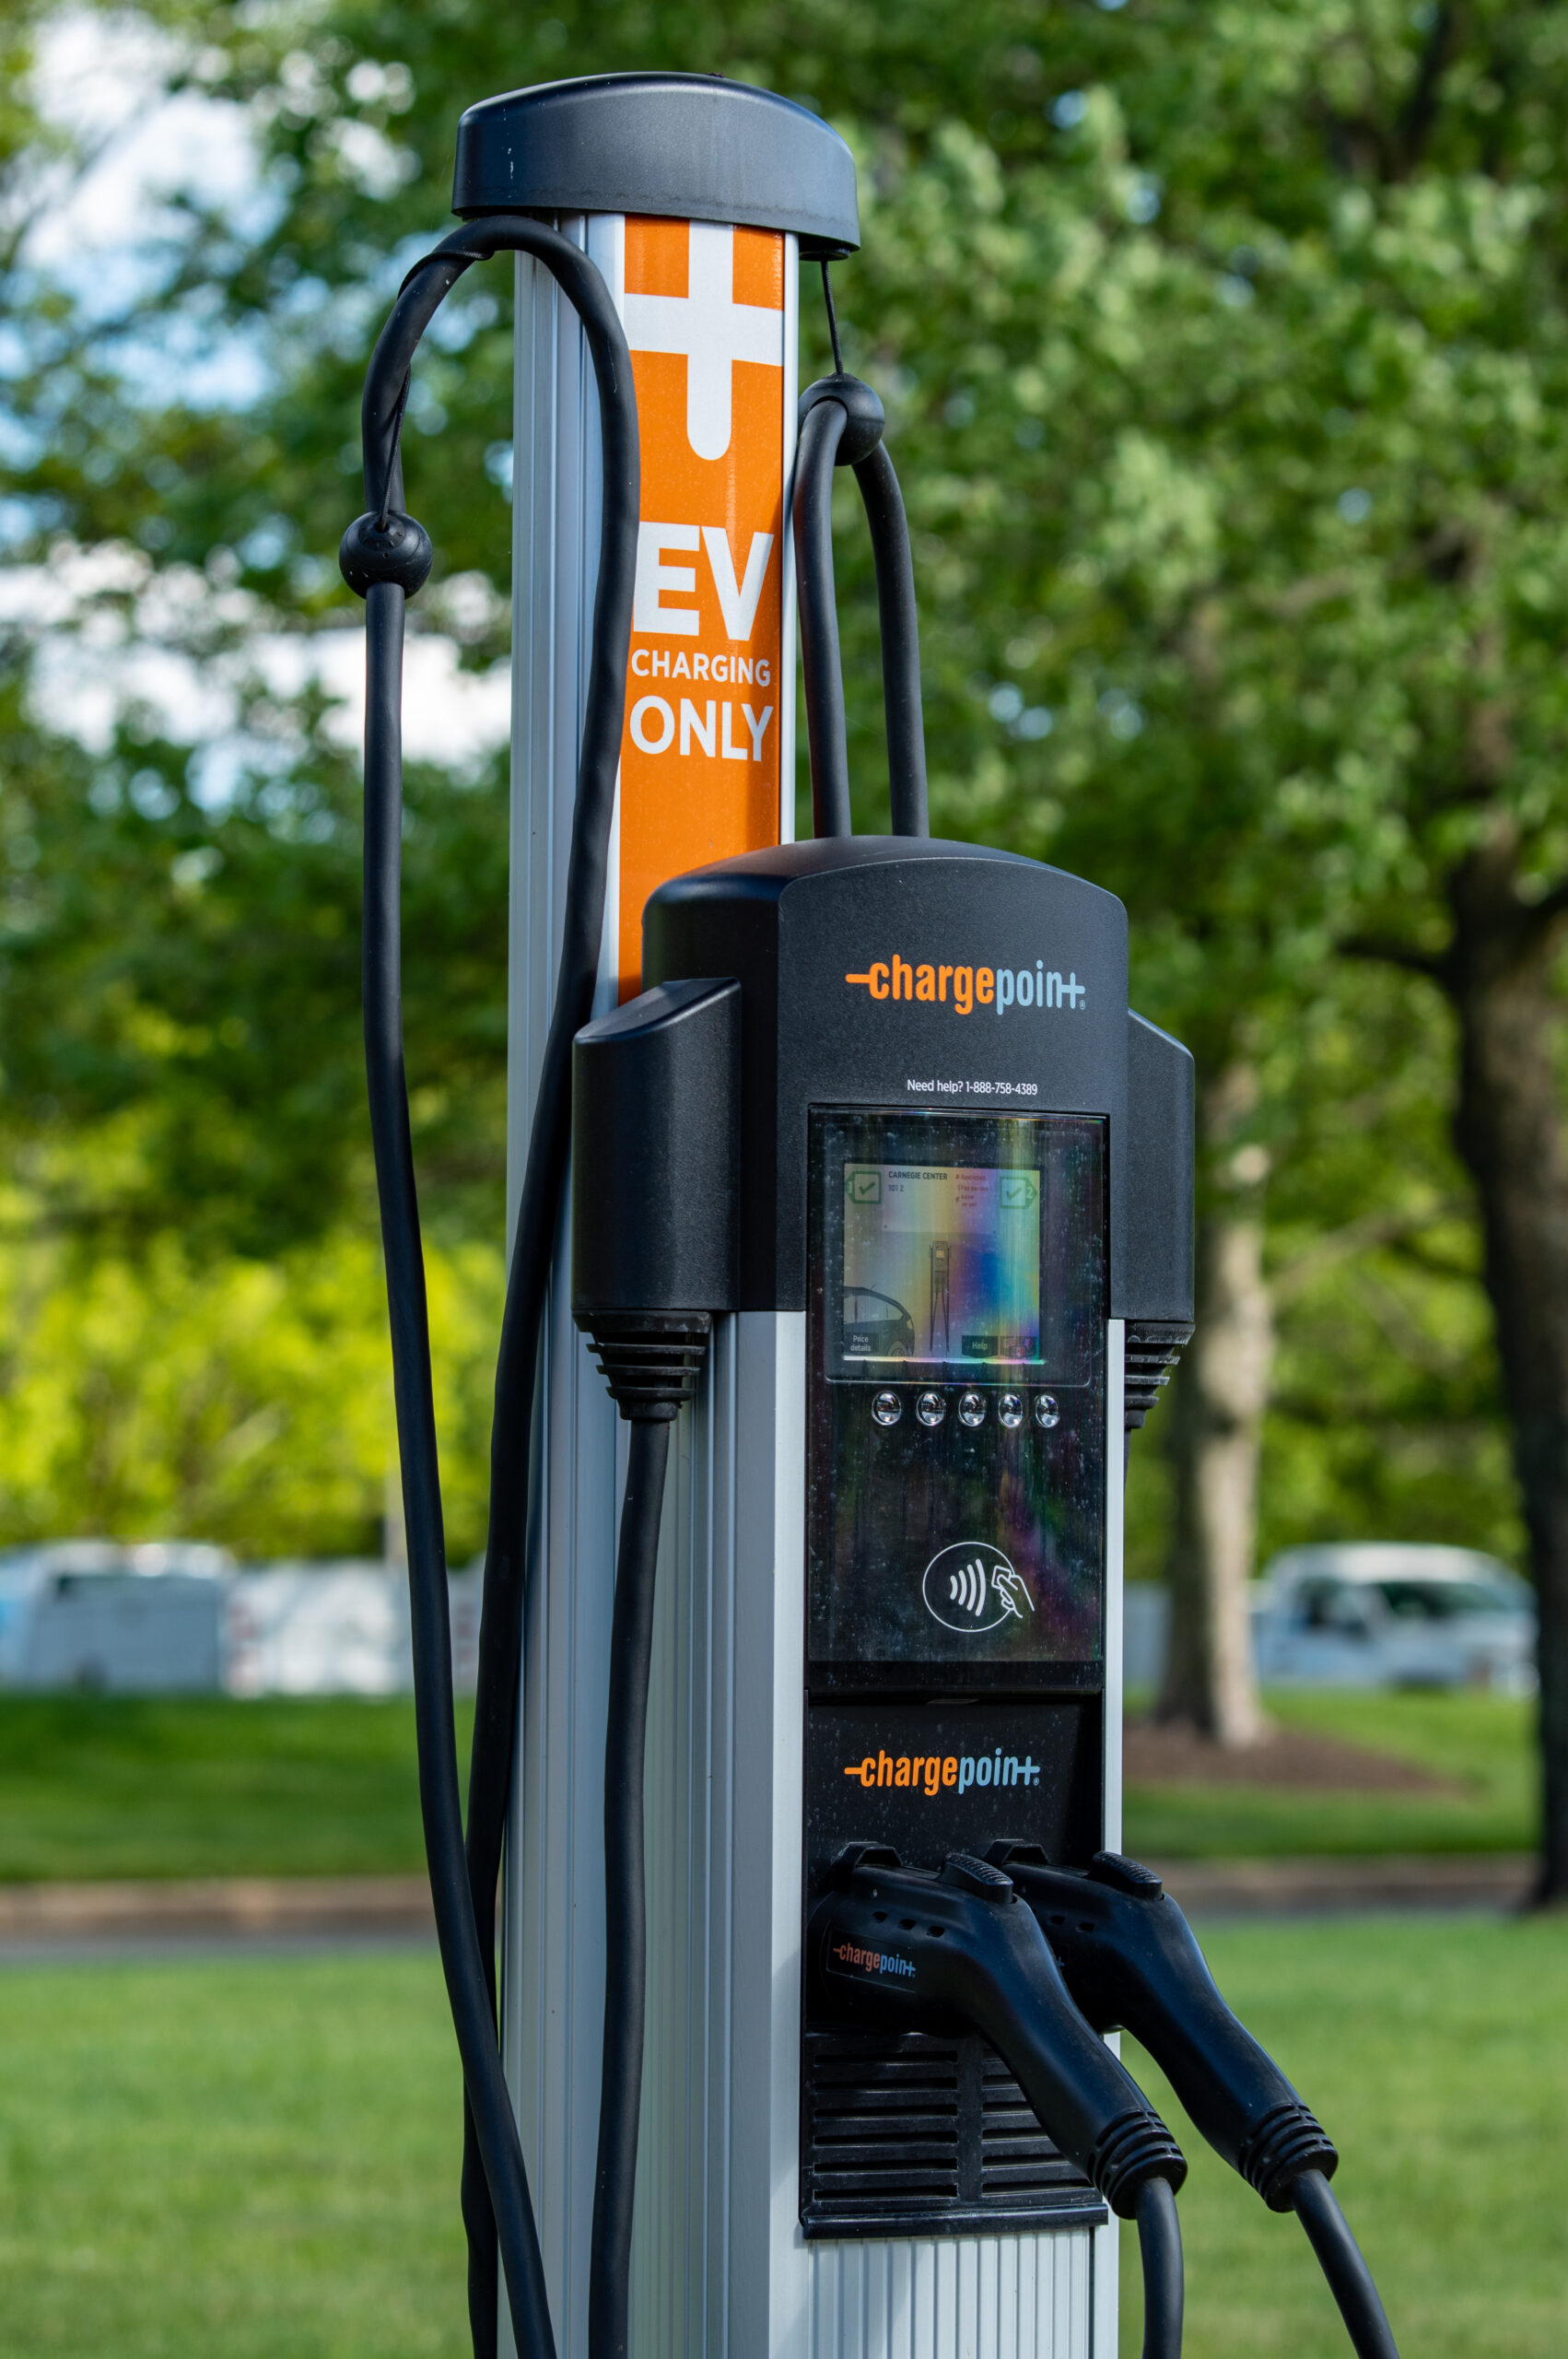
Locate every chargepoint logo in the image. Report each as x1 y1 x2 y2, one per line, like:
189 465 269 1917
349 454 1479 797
844 955 1086 1015
841 1746 1043 1794
922 1541 1036 1634
825 1932 918 1986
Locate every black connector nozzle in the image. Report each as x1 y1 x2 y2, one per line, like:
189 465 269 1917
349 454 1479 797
993 1847 1399 2355
991 1845 1338 2210
807 1847 1186 2219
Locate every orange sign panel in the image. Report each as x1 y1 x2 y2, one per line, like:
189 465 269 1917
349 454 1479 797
619 217 786 995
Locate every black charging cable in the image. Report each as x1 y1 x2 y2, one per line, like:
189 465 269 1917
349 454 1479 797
1292 2170 1400 2359
591 1417 669 2359
343 215 639 2359
575 1318 710 2359
1134 2178 1185 2359
793 266 930 839
995 1848 1400 2359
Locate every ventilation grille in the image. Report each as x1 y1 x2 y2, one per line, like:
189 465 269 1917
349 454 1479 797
980 2048 1072 2200
1124 1319 1193 1430
802 2030 1106 2241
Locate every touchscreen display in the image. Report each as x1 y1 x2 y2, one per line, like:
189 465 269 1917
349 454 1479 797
821 1111 1098 1388
842 1164 1042 1367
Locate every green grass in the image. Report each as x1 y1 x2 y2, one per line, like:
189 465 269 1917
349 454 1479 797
0 1684 1537 1884
1120 1913 1568 2357
0 1696 473 1883
1124 1686 1536 1859
0 1950 467 2358
0 1920 1562 2357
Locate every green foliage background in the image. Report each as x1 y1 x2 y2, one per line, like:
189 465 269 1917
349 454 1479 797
3 0 1560 1568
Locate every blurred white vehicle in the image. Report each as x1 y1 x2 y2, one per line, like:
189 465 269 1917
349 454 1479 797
447 1560 483 1694
0 1544 98 1682
1253 1543 1535 1694
0 1542 483 1696
224 1560 482 1696
1 1541 234 1691
225 1561 410 1696
0 1547 64 1682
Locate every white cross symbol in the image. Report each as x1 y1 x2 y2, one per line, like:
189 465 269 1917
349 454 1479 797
623 221 783 464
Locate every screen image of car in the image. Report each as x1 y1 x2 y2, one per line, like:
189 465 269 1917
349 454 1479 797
840 1285 916 1359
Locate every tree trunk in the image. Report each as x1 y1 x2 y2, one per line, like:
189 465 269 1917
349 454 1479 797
1157 1071 1271 1746
1445 848 1568 1901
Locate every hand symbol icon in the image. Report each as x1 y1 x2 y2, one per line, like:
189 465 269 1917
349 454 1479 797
991 1567 1035 1622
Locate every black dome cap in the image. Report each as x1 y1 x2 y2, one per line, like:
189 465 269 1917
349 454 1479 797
451 72 860 257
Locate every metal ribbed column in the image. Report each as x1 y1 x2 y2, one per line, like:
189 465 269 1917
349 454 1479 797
500 214 626 2359
500 221 801 2359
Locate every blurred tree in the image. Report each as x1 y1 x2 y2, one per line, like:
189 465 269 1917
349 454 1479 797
1262 958 1520 1567
0 681 509 1258
0 1215 502 1559
5 0 1565 1884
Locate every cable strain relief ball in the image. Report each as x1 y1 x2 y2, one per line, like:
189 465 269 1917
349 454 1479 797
339 510 435 599
1240 2102 1340 2211
582 1312 713 1423
798 372 886 466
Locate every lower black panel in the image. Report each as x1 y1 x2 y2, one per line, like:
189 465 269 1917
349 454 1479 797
801 2029 1106 2241
801 1694 1106 2241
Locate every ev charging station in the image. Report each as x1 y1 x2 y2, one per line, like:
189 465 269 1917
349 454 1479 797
342 68 1400 2359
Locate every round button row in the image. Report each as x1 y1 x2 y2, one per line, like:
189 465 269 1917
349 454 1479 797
871 1389 1060 1432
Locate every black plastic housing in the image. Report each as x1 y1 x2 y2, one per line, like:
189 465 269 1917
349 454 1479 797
451 72 860 257
571 977 740 1320
807 1848 1186 2219
993 1847 1339 2210
645 838 1195 1340
1125 1015 1194 1324
1123 1014 1196 1430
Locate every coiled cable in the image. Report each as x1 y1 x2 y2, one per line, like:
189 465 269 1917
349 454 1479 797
792 270 929 839
346 214 639 2359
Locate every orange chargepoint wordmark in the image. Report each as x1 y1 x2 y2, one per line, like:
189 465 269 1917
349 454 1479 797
616 216 787 999
846 959 1012 1015
841 1750 1040 1794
